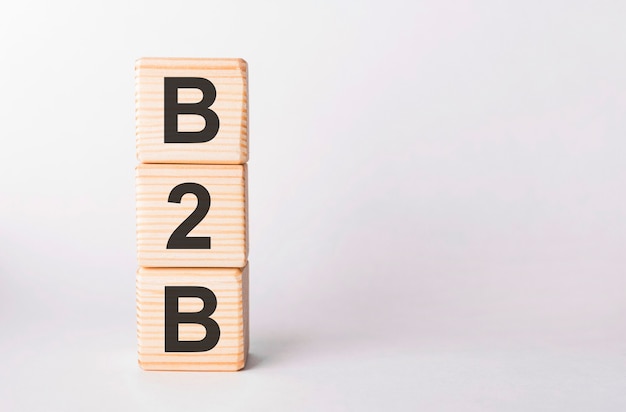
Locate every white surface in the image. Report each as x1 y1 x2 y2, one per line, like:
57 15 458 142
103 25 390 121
1 1 626 410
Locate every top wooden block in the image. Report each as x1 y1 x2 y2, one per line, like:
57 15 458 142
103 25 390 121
136 58 248 164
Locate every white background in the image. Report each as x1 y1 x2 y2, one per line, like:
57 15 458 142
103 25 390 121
1 1 625 410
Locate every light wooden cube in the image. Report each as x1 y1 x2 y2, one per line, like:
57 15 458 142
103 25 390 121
137 265 249 371
136 163 247 267
136 57 248 164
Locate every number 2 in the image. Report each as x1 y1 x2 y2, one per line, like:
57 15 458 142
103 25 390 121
167 183 211 249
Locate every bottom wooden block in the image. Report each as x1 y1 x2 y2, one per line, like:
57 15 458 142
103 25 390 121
137 265 249 371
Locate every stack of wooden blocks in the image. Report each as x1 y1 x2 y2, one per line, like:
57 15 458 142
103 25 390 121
135 58 249 371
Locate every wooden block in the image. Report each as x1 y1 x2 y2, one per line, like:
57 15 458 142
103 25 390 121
136 57 248 165
137 265 249 371
136 163 247 268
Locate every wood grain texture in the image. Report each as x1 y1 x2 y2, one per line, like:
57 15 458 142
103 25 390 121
136 163 247 268
137 265 249 371
136 57 248 165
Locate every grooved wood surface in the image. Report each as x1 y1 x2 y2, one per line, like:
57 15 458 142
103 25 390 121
136 57 248 165
137 265 249 371
136 163 247 268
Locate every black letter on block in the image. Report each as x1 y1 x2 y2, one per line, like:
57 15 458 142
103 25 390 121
164 77 220 143
165 286 220 352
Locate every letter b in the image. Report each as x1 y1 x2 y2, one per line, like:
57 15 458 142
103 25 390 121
165 286 221 352
164 77 220 143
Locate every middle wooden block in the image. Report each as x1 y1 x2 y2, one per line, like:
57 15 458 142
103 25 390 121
137 163 247 268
